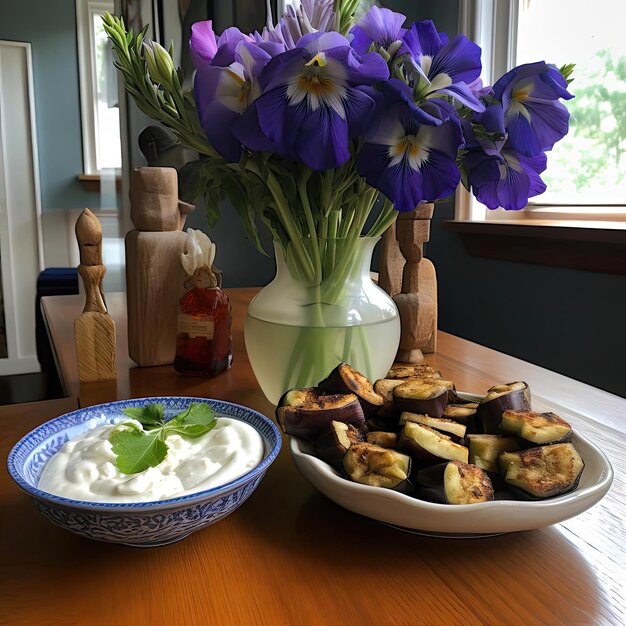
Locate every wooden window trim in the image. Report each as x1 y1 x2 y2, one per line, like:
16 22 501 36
445 220 626 275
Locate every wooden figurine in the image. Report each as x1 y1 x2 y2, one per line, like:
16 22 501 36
379 205 437 363
125 167 195 366
74 209 117 382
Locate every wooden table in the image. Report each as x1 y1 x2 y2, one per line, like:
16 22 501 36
1 291 624 625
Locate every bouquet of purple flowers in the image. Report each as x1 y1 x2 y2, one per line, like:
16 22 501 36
105 2 573 271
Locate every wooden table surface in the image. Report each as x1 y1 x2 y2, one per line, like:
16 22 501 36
0 290 623 625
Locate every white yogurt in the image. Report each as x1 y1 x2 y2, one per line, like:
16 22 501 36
38 417 264 503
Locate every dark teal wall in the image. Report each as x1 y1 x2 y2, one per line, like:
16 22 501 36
0 0 115 210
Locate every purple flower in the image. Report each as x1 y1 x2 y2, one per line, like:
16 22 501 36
193 41 275 161
462 103 507 157
402 20 484 111
235 31 389 170
493 61 573 157
464 146 547 210
190 21 252 69
356 80 463 212
350 6 407 55
259 0 335 50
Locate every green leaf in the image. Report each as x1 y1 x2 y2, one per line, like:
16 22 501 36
170 402 217 427
122 404 164 428
109 428 168 474
164 423 216 439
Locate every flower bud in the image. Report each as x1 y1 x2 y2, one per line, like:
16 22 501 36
143 40 175 86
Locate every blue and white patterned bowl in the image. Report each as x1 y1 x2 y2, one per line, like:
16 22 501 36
7 396 281 547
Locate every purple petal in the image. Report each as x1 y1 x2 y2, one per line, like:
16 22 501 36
255 86 290 145
506 99 570 155
199 102 242 161
429 34 482 85
351 6 406 49
329 47 390 84
494 61 573 102
419 148 461 201
297 31 351 54
190 21 218 68
402 21 445 60
344 86 381 138
349 26 374 55
232 103 279 153
295 108 350 170
434 82 485 111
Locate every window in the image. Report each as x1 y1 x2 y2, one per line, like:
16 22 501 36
76 0 122 174
457 0 626 223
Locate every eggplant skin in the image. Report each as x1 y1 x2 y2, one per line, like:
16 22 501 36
393 379 453 418
476 382 531 434
277 393 365 440
498 443 584 498
318 363 384 416
314 421 364 466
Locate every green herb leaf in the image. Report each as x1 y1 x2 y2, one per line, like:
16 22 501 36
164 423 216 439
109 427 168 474
170 402 217 427
122 404 164 429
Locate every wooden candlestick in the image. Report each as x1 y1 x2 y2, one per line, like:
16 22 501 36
379 205 437 363
74 209 117 382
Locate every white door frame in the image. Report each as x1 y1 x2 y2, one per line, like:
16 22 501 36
0 40 45 375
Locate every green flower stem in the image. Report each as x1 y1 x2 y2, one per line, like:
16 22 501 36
297 168 322 283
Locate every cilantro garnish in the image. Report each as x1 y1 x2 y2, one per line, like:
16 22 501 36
109 403 217 474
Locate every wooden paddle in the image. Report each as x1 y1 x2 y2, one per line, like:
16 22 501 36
74 209 117 382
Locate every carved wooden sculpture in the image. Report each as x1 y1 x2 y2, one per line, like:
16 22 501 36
74 209 117 382
379 205 437 363
126 167 194 366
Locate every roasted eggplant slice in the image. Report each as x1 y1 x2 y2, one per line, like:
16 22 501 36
314 421 364 466
397 422 468 468
442 404 477 431
386 363 441 379
393 379 454 417
500 410 573 445
466 434 521 474
498 443 584 498
366 431 398 449
318 363 384 417
276 391 365 440
373 378 406 422
476 381 531 434
414 461 494 504
399 412 467 441
342 443 413 493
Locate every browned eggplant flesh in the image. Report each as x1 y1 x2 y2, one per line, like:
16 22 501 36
366 431 398 448
415 461 494 504
399 412 467 440
318 363 384 416
466 434 520 474
393 379 454 417
500 410 573 445
397 422 469 468
342 443 412 491
386 364 441 379
498 443 584 498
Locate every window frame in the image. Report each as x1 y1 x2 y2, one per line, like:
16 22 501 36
76 0 120 176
